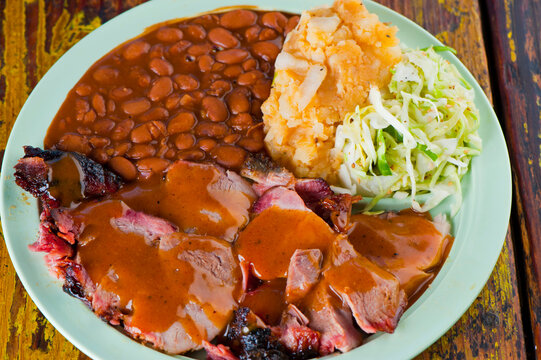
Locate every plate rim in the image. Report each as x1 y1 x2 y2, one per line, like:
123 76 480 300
0 0 512 359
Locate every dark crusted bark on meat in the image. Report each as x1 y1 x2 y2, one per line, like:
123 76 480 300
62 262 91 305
14 146 122 207
223 307 289 360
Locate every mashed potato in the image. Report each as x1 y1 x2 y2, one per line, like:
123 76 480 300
261 0 402 183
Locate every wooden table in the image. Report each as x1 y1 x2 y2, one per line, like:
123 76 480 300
0 0 537 359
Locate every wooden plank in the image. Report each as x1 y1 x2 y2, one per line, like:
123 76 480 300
375 1 526 358
485 0 541 356
0 0 526 359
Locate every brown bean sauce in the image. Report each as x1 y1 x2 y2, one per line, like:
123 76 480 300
44 10 300 179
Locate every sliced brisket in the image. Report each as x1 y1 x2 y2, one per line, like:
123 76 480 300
285 249 322 304
324 236 407 334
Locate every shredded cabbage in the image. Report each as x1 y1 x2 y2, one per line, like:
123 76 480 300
334 47 481 215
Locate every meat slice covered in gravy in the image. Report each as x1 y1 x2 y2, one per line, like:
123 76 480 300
347 212 451 298
117 160 256 242
285 249 323 303
324 235 407 334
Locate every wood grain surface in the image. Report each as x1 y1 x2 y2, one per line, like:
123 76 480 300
0 0 531 359
485 0 541 357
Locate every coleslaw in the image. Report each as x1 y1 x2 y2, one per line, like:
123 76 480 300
333 47 482 215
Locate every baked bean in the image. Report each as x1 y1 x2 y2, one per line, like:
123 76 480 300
220 9 256 29
208 80 231 97
156 27 183 42
175 133 195 150
149 58 174 76
93 119 115 135
168 40 192 56
208 27 240 49
285 16 300 35
216 49 249 64
185 24 207 41
260 61 272 73
110 86 133 100
244 26 261 43
91 148 110 163
129 67 151 88
156 143 169 158
198 138 217 152
202 96 228 122
58 133 92 155
165 93 181 110
75 98 90 121
259 28 278 41
237 137 264 152
179 93 198 109
237 70 263 86
223 133 240 144
149 43 166 58
192 91 204 101
75 83 92 96
77 126 92 136
127 144 156 159
130 124 153 143
91 94 106 117
193 14 219 28
195 122 228 138
261 12 288 33
123 41 151 60
247 122 265 141
149 77 173 102
223 65 243 78
227 90 250 114
173 74 199 91
168 112 196 134
212 62 226 72
111 119 135 141
252 78 272 100
107 99 116 113
251 99 263 117
136 157 171 178
211 144 246 168
242 58 258 71
92 66 119 84
113 142 131 156
165 148 177 159
177 149 205 161
147 121 167 139
89 136 110 148
139 107 169 122
229 113 254 131
122 98 151 116
109 156 137 181
188 43 213 57
198 54 215 72
251 41 280 61
83 109 97 124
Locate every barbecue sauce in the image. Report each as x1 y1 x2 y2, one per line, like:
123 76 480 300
347 213 452 299
235 207 337 280
48 154 84 207
111 161 255 242
73 200 240 337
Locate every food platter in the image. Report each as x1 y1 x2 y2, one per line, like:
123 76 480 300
0 0 511 359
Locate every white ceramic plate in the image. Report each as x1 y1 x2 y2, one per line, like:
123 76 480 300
0 0 511 359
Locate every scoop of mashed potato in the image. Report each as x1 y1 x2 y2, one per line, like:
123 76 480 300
261 0 401 183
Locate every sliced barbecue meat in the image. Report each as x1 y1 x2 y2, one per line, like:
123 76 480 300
285 249 322 304
324 235 407 334
203 341 240 360
271 305 321 359
241 154 358 232
251 186 308 214
223 307 289 360
159 160 256 242
14 146 122 207
348 212 452 297
304 281 363 354
111 207 178 246
241 154 295 196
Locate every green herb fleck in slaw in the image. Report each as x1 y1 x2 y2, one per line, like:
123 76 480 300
333 47 482 215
